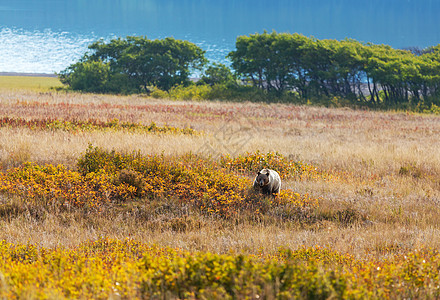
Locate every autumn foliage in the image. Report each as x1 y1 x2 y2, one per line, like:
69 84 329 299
0 238 440 299
0 147 319 218
221 150 341 181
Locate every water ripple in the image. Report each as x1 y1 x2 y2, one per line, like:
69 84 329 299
0 27 96 74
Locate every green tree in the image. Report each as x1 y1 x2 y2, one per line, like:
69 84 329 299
199 63 236 86
60 36 207 93
229 31 312 95
228 33 270 90
59 60 111 93
419 45 440 101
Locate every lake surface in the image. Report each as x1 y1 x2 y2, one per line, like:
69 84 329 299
1 0 439 74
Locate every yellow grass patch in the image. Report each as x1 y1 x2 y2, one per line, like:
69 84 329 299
0 75 63 91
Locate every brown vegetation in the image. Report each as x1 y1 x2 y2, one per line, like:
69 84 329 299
1 89 440 260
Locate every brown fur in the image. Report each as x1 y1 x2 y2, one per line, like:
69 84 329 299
253 168 281 195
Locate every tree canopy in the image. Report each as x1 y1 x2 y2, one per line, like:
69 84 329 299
59 36 207 93
228 32 440 107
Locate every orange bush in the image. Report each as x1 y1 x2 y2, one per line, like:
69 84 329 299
221 150 340 181
0 146 320 218
0 163 134 209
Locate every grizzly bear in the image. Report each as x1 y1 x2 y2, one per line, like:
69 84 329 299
253 168 281 195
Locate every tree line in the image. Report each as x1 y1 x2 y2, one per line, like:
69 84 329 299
59 32 440 108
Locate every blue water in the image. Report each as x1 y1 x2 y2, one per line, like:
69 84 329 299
1 0 439 74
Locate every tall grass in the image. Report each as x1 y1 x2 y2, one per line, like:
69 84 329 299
1 86 440 260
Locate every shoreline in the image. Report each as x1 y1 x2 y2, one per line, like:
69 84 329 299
0 72 57 78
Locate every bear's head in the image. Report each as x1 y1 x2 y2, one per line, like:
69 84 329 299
256 170 270 187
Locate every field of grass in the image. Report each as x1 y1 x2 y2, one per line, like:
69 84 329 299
1 78 440 298
0 75 63 91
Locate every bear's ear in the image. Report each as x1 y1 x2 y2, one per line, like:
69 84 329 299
257 171 261 175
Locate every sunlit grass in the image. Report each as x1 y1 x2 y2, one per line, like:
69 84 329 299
1 238 439 299
0 75 63 91
2 88 440 297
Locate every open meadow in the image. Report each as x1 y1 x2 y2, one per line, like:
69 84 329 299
1 77 440 298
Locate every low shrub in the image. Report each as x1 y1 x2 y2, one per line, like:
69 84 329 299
0 239 351 299
168 84 213 100
0 146 320 219
221 150 340 181
0 162 133 209
1 238 440 298
150 82 300 103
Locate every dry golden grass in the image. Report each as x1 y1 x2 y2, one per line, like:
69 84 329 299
2 88 440 259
